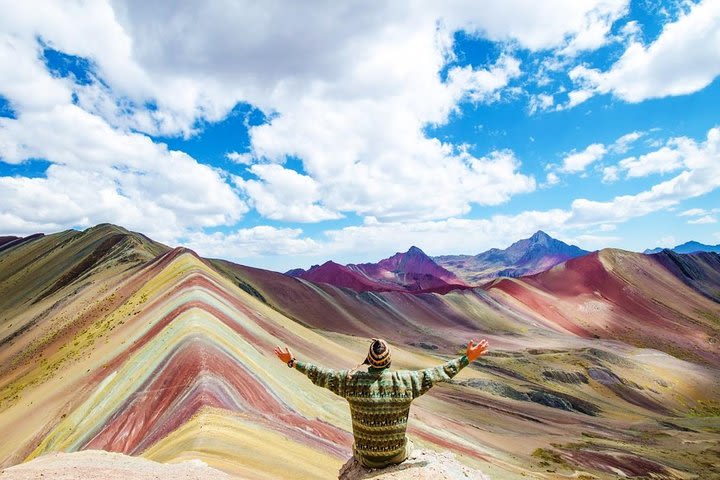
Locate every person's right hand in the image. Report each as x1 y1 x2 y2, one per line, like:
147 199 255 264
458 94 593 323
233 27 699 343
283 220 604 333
466 339 489 362
274 346 293 364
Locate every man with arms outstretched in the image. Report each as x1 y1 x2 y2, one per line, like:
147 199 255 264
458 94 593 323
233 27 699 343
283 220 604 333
274 337 489 468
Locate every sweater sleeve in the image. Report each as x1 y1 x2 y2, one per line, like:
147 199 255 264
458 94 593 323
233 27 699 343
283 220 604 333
411 354 469 398
294 361 347 398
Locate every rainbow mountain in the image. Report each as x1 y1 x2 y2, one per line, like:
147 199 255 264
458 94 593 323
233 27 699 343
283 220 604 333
1 224 719 479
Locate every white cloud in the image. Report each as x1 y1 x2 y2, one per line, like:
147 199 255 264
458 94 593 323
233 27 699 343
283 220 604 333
605 131 716 181
679 208 707 217
569 0 720 103
528 93 554 114
568 126 720 225
544 172 560 186
184 226 320 260
602 166 619 183
560 143 607 173
235 164 341 223
618 146 684 178
557 1 630 56
0 104 247 240
0 0 635 227
688 215 717 224
449 0 629 53
560 89 594 110
446 54 521 104
610 131 643 154
620 20 641 40
226 152 254 165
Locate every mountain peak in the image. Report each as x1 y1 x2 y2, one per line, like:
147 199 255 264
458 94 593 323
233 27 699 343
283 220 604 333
435 232 589 283
644 240 720 255
529 230 551 242
407 245 425 254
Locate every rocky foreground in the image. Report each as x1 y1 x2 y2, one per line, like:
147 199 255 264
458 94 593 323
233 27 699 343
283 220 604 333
0 450 232 480
339 449 489 480
0 449 488 480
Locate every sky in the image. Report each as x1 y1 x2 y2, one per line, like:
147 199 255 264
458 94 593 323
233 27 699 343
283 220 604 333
1 0 719 272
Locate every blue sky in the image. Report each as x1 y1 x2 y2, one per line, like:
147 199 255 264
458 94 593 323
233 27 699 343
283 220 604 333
1 1 719 271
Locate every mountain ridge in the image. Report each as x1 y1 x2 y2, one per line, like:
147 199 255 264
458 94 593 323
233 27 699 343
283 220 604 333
435 230 589 283
644 240 720 254
288 246 468 293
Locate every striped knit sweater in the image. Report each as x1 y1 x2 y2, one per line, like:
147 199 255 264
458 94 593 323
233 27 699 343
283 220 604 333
295 354 470 467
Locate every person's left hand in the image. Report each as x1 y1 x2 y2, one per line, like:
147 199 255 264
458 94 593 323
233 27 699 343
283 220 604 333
274 345 293 363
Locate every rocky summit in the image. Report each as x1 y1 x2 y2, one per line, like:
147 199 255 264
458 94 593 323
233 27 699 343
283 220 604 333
434 231 589 283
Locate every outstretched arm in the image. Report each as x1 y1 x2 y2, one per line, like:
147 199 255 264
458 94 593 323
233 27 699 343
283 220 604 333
274 345 347 397
412 338 489 398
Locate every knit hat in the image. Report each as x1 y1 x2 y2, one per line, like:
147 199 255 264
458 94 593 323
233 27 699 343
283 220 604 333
364 338 391 369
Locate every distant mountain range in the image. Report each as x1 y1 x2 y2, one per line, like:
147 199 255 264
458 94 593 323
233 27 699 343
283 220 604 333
434 231 589 284
286 231 589 290
644 241 720 255
287 246 468 293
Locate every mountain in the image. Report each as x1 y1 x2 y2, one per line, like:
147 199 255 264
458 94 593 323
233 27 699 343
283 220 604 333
485 248 720 365
435 231 589 284
644 240 720 254
2 224 720 479
0 233 44 253
288 246 468 293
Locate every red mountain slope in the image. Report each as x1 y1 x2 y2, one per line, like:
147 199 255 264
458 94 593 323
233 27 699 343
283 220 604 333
486 249 720 366
291 246 467 293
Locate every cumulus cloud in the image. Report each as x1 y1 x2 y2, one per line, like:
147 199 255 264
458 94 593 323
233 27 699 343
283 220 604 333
446 54 522 104
602 166 619 183
544 172 560 186
568 126 720 225
560 89 594 110
234 164 341 223
618 146 683 178
225 152 254 165
604 131 715 181
1 0 637 228
569 0 720 103
560 143 607 173
446 0 629 53
552 130 647 182
0 104 247 240
183 226 320 259
528 93 554 114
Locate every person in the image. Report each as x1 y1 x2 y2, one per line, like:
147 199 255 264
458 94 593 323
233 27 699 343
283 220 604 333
274 337 489 468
